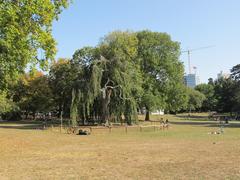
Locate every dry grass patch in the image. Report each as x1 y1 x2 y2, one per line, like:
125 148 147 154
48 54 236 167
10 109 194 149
0 116 240 179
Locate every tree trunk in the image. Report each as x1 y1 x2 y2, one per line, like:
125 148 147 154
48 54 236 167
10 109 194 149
70 89 78 127
101 88 112 124
145 106 150 121
58 102 62 118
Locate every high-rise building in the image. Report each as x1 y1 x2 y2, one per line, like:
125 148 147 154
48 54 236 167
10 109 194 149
184 73 199 88
217 71 230 79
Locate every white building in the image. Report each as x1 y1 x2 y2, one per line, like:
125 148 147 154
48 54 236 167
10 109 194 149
217 71 230 80
140 108 164 115
151 109 164 115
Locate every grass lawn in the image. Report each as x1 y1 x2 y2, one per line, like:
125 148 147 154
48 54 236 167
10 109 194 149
0 113 240 179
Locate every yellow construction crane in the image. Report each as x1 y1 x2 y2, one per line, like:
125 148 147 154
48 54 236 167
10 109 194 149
181 45 215 74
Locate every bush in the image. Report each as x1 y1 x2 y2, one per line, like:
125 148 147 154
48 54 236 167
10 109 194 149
2 109 22 121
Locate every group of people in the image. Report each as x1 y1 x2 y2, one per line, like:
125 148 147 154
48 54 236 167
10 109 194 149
160 119 169 129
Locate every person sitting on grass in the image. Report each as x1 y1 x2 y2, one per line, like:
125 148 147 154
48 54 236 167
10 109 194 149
160 120 165 130
165 119 169 129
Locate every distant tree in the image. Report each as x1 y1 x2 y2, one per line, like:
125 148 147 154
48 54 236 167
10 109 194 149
195 84 217 111
0 0 70 88
214 77 236 113
230 64 240 112
231 64 240 81
208 78 214 85
205 65 240 114
49 58 73 118
11 71 54 119
26 75 54 116
186 88 206 112
165 84 188 114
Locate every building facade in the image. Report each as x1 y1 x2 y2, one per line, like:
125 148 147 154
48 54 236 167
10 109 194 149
217 71 230 80
184 73 199 88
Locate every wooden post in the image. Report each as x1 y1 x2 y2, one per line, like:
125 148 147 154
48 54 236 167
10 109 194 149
125 126 128 134
109 127 111 133
90 127 92 133
140 126 142 132
60 110 63 133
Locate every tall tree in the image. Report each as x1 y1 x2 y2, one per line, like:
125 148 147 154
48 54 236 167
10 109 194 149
214 77 236 113
0 0 70 88
136 30 185 120
70 32 143 125
49 58 73 118
70 47 102 126
230 64 240 112
99 31 143 124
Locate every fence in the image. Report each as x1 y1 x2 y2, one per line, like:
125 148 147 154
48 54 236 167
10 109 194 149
46 122 169 135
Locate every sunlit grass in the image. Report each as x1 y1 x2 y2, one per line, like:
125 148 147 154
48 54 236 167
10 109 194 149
0 113 240 179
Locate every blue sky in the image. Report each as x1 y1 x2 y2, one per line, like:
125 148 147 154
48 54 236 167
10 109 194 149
52 0 240 83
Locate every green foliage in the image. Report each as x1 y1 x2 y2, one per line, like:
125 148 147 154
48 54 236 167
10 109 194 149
10 72 54 115
67 31 188 124
186 88 206 111
195 84 217 111
0 91 15 115
0 0 70 88
231 64 240 81
70 47 103 124
69 32 142 125
214 77 239 113
49 58 73 117
166 84 188 113
100 31 143 124
26 75 53 113
136 30 185 116
194 66 240 113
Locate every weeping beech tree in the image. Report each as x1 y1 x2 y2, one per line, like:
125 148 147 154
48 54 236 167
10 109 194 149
70 32 143 125
68 30 185 125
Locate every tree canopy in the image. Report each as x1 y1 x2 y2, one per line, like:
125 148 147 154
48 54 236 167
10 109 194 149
4 29 240 124
136 31 185 119
0 0 70 88
195 83 217 111
186 88 206 112
64 31 188 124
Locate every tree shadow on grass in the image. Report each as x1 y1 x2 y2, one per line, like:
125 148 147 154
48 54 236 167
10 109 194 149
0 121 43 130
176 115 209 120
207 122 240 128
171 120 240 128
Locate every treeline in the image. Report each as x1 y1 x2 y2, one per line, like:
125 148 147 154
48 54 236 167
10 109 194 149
195 65 240 114
1 31 239 125
0 31 183 124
